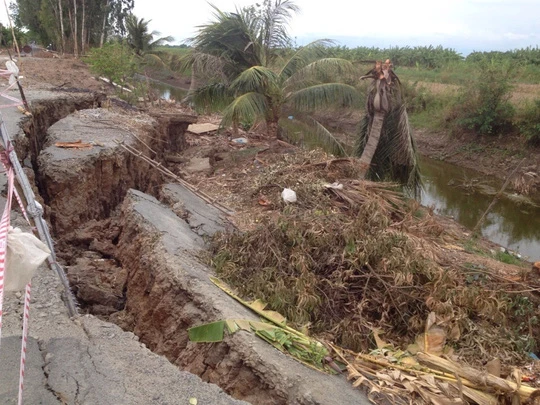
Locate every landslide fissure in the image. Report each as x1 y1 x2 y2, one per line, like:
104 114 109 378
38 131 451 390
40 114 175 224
25 100 284 405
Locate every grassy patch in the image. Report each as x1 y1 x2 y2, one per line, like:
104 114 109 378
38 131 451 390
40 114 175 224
495 250 522 265
156 46 191 56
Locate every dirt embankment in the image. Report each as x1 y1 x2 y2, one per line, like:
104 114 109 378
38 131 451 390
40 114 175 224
414 129 540 195
19 86 367 404
13 56 540 404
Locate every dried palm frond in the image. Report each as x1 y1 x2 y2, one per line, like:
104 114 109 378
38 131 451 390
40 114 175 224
355 60 422 196
355 104 421 195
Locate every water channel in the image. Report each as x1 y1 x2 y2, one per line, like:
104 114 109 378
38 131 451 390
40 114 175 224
135 74 187 101
149 80 540 261
420 157 540 261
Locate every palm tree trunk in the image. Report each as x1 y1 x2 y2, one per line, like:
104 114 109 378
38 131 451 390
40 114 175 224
268 104 281 138
359 111 385 177
267 119 279 138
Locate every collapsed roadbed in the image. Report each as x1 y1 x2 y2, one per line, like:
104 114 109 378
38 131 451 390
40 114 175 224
1 90 368 404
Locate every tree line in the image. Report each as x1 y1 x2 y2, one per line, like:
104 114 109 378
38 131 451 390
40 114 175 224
11 0 135 54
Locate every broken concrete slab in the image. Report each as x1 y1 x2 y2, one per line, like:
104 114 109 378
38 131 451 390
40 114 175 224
129 190 204 253
42 316 249 405
113 189 370 405
151 113 197 153
187 123 219 135
37 108 163 233
185 156 212 174
0 336 59 405
0 89 105 160
161 183 230 237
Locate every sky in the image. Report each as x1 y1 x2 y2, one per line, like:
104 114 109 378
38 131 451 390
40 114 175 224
130 0 540 55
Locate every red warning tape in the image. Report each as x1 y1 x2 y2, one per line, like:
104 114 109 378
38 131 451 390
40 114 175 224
0 160 15 344
0 151 34 404
18 282 31 405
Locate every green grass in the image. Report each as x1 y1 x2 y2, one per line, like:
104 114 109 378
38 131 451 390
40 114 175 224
156 46 191 56
462 238 494 257
396 63 472 85
495 251 522 265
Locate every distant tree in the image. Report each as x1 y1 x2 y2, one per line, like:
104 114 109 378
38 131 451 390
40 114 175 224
12 0 134 54
0 23 28 48
125 14 173 56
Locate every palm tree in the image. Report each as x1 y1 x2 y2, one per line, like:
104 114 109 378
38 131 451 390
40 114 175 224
125 14 173 56
180 1 357 149
354 60 421 194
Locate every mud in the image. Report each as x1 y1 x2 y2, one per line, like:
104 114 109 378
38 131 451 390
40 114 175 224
23 94 368 404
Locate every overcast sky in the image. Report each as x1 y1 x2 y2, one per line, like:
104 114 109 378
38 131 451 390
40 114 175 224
132 0 539 55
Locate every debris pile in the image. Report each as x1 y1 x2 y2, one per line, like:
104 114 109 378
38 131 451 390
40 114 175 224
206 150 540 403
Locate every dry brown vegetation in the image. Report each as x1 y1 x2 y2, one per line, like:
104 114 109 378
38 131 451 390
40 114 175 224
204 147 537 367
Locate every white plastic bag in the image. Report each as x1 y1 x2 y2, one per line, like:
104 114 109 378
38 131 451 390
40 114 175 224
281 188 297 203
4 227 51 291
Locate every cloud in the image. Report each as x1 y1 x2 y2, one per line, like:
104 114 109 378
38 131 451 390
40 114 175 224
134 0 540 52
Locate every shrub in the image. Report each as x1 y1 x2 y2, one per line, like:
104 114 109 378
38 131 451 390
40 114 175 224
517 99 540 145
400 81 434 113
86 42 137 87
448 60 515 135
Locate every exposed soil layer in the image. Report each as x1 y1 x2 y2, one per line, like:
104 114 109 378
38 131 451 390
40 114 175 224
17 57 538 405
25 94 368 404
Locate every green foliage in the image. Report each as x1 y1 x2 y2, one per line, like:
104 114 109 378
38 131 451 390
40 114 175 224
516 99 540 146
449 61 515 135
494 251 522 265
329 45 463 69
125 14 173 56
0 23 28 48
86 42 136 86
188 1 357 141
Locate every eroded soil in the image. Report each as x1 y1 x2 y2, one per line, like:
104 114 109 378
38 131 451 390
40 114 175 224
10 55 540 404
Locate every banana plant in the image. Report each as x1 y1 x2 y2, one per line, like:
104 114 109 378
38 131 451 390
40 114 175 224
188 277 338 373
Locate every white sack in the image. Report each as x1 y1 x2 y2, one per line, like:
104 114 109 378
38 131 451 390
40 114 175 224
281 188 297 203
4 227 51 291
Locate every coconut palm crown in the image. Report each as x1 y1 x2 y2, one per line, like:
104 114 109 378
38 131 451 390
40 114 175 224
125 14 173 56
354 60 421 195
182 1 358 152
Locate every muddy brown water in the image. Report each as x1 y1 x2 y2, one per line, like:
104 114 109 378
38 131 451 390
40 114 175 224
420 157 540 261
